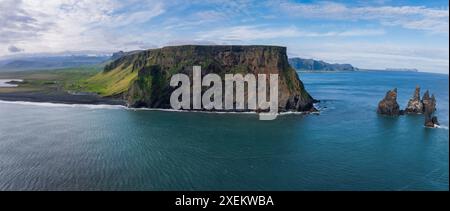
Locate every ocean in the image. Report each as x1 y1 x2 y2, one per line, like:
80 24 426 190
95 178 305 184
0 71 448 190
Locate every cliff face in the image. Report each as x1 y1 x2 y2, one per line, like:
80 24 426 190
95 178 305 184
104 45 316 112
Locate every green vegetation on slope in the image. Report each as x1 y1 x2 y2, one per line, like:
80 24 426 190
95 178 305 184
81 65 138 96
93 45 315 110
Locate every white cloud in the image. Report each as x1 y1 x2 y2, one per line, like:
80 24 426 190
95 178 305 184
0 0 447 73
199 25 385 41
0 0 165 55
278 1 449 34
0 0 51 43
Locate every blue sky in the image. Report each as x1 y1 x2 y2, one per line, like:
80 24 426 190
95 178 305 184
0 0 448 73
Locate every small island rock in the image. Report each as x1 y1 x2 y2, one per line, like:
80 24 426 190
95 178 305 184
422 91 439 127
405 86 424 114
377 88 401 116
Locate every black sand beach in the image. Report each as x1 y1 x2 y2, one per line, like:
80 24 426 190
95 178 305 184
0 91 125 105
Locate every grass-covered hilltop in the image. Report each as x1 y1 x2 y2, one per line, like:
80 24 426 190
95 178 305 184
80 45 316 112
0 45 317 112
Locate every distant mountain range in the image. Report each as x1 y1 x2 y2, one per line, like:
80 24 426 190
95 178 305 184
383 68 419 72
0 55 111 71
289 57 358 71
1 51 417 73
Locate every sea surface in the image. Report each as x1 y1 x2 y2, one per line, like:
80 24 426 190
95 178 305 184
0 71 448 190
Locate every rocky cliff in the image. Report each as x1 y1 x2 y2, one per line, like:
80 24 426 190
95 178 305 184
99 45 316 112
288 57 357 71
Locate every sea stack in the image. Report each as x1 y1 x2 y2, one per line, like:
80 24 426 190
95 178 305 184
422 91 439 127
377 88 401 116
405 86 424 114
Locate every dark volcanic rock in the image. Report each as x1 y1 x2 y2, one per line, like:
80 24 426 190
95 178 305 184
376 87 440 127
405 86 424 114
422 91 439 127
431 116 440 126
377 88 401 116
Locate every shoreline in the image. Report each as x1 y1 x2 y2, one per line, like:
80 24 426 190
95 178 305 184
0 91 126 106
0 92 320 116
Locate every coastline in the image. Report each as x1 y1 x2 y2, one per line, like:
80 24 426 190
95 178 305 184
0 69 448 191
0 91 126 106
0 92 320 116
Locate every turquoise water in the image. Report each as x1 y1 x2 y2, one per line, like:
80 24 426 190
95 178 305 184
0 71 448 191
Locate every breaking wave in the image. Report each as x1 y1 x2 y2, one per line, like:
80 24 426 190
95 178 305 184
0 100 126 110
0 100 314 116
436 125 449 130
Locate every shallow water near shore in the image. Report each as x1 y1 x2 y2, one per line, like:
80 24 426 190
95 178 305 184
0 71 448 190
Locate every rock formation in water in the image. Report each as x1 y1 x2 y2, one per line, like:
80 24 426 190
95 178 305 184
405 86 424 114
377 88 401 116
97 45 316 112
377 87 440 127
422 91 439 127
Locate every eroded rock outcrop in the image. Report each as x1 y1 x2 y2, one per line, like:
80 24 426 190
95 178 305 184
405 86 423 114
377 87 440 127
422 91 439 127
377 88 401 116
105 45 316 112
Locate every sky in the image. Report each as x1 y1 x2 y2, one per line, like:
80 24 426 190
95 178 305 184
0 0 448 73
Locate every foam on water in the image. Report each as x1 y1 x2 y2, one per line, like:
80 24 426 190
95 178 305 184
0 100 312 116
